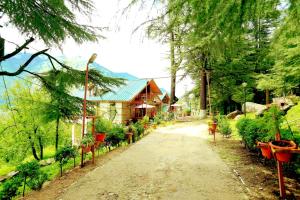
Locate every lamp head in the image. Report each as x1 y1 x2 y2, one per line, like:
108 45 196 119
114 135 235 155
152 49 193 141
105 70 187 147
88 53 97 64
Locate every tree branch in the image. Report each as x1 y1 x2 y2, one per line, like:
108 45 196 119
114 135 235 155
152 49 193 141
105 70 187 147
0 49 48 76
0 37 34 62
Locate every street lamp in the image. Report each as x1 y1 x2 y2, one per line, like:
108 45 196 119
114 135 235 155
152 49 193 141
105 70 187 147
81 53 97 168
242 82 247 117
189 93 195 115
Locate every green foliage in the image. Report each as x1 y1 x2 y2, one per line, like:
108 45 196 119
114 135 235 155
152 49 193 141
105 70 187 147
1 0 98 45
153 113 163 125
0 177 22 200
17 160 47 196
95 118 112 133
132 121 145 137
216 116 232 136
55 146 77 176
141 116 149 126
81 133 95 146
106 124 126 146
236 106 293 150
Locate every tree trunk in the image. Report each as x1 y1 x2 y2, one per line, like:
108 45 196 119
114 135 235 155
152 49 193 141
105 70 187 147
55 116 60 151
266 89 270 105
170 30 176 105
0 37 4 57
200 68 207 119
22 177 26 197
29 135 40 160
38 136 43 160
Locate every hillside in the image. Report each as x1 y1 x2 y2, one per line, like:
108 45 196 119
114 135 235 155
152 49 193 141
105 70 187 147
0 53 138 103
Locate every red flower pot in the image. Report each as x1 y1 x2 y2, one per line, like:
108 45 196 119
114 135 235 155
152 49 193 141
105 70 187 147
257 142 272 159
95 133 106 142
82 145 91 153
269 140 297 162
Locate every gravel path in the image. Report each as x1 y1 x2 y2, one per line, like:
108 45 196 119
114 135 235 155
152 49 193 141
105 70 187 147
59 122 248 200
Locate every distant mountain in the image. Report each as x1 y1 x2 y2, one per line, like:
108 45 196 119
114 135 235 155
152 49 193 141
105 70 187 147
0 53 138 103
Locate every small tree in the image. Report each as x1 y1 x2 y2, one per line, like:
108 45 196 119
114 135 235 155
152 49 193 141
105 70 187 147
55 146 78 177
16 160 47 197
0 177 22 200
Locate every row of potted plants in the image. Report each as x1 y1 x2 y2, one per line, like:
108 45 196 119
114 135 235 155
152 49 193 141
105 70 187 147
81 115 157 153
236 105 300 162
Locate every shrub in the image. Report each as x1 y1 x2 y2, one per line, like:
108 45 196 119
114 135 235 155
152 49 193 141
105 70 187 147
0 177 22 200
55 146 78 176
95 118 112 133
141 116 149 126
26 172 48 190
16 160 47 196
81 133 95 146
236 106 294 150
217 116 232 137
106 124 125 146
133 121 145 137
153 114 162 125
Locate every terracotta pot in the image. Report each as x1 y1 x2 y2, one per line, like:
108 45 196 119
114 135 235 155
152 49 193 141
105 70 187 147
95 133 106 142
82 145 91 153
257 142 272 159
269 140 297 162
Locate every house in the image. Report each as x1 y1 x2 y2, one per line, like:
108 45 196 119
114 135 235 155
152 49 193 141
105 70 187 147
158 88 170 112
88 79 163 124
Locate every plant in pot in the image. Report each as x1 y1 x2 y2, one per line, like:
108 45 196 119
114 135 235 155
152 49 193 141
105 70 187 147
256 105 297 162
95 118 112 142
81 133 95 153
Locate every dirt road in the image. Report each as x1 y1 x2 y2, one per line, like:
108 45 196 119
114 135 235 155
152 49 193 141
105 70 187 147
58 122 248 200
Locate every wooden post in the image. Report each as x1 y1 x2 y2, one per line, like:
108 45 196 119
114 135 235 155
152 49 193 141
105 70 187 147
277 161 286 198
200 68 207 119
92 117 95 164
274 131 286 198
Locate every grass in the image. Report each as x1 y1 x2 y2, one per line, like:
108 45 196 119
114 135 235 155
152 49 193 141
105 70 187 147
285 103 300 132
0 161 15 177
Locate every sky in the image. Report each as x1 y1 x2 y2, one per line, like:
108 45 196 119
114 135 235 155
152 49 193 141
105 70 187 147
1 0 194 97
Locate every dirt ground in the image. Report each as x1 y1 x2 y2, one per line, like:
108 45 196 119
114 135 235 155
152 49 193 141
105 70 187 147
208 132 300 200
23 121 300 200
24 122 248 200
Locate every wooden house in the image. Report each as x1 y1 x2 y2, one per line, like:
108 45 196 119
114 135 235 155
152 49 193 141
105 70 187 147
88 79 162 124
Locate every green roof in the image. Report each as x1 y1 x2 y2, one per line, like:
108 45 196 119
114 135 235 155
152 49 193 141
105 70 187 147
88 79 148 102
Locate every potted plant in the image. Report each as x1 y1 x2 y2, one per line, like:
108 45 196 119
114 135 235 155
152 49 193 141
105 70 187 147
256 106 297 161
81 133 94 153
95 118 111 142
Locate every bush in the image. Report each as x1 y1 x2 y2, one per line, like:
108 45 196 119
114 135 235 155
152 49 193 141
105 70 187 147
217 116 232 137
236 106 294 150
141 116 149 126
133 121 145 137
55 146 78 176
95 118 112 133
153 113 163 125
0 177 22 200
16 160 47 196
106 124 125 146
81 133 95 146
26 172 48 190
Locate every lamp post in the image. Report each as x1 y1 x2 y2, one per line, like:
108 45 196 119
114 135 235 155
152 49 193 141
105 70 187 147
189 93 195 116
81 53 97 168
242 82 247 117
